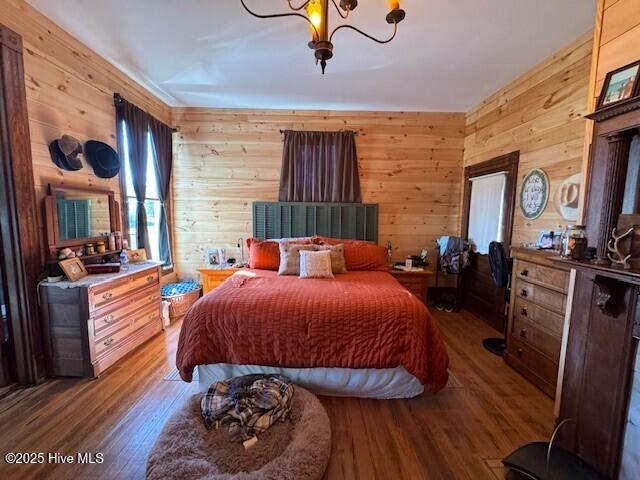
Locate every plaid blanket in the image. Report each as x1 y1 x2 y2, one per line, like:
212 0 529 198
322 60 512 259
201 374 294 442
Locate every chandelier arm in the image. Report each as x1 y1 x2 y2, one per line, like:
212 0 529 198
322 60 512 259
287 0 313 12
330 0 350 19
239 0 319 38
329 21 397 44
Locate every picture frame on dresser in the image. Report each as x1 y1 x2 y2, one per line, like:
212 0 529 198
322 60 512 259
59 257 88 282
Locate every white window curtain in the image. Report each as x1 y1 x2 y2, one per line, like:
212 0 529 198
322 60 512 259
468 172 507 255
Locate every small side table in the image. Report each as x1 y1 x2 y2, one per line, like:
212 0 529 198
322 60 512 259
198 267 237 295
390 269 432 304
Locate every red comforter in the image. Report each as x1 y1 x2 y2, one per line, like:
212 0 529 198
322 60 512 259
176 269 449 392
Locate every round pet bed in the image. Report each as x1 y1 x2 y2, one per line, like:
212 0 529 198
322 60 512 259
146 386 331 480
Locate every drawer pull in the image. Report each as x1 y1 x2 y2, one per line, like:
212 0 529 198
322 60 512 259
102 292 113 300
516 348 524 357
521 269 529 277
520 328 527 338
146 275 155 283
103 338 115 347
520 289 528 297
520 308 528 316
104 315 114 324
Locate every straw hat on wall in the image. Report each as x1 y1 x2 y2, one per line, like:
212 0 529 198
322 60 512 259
554 173 582 222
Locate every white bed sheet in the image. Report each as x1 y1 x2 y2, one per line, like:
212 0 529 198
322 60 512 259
197 364 424 399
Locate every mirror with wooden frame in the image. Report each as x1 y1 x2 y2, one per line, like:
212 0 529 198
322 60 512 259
44 184 121 259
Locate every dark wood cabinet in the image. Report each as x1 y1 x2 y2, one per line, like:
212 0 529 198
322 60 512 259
557 268 639 478
555 86 640 478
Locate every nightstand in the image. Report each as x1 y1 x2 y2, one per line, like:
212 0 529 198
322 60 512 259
198 267 238 294
390 269 432 304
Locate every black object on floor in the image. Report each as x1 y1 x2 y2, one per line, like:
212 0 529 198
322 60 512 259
503 442 606 480
482 337 505 356
484 241 512 356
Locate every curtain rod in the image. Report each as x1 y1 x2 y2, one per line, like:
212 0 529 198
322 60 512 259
114 93 178 133
279 129 359 136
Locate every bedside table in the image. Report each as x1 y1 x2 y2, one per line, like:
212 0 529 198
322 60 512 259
390 269 432 304
198 267 238 294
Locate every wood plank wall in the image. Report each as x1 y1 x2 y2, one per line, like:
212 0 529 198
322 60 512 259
172 109 465 279
0 0 171 261
464 32 593 247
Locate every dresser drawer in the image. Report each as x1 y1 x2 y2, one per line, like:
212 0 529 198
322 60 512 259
515 260 569 293
515 278 567 315
94 303 161 358
507 336 559 396
514 297 564 337
89 267 159 312
512 316 561 359
92 284 161 338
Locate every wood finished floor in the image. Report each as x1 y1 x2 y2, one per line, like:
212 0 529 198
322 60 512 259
0 309 554 479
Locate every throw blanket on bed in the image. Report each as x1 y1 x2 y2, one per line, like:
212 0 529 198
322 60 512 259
201 374 294 442
177 269 449 392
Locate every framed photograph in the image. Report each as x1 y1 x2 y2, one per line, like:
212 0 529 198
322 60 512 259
59 257 88 282
535 231 562 250
597 60 640 109
129 248 147 263
204 247 227 266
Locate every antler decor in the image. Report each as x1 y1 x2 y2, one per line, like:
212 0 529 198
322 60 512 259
239 0 406 74
607 226 634 269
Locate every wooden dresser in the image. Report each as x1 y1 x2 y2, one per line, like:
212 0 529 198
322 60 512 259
40 262 162 377
505 248 569 397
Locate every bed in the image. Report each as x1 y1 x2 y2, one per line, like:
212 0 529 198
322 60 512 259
176 268 449 399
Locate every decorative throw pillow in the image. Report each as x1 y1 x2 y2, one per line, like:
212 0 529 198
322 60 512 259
343 243 388 271
247 239 281 270
278 243 317 275
299 250 334 279
314 244 347 274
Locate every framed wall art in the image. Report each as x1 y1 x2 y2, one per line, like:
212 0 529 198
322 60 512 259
520 168 549 220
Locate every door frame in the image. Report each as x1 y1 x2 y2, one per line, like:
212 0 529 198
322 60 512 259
461 151 520 252
0 24 45 385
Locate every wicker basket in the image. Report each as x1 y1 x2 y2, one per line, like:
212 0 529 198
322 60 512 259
164 288 201 322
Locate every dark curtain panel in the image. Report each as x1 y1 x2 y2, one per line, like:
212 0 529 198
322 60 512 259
116 97 150 258
279 130 362 203
149 117 173 267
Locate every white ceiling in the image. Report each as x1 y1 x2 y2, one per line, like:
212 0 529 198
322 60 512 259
27 0 596 112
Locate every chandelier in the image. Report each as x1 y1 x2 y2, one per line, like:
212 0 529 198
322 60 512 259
239 1 407 74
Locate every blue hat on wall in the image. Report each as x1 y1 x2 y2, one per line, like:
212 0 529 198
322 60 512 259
85 140 120 179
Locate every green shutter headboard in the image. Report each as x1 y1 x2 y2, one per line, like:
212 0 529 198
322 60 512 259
253 202 378 242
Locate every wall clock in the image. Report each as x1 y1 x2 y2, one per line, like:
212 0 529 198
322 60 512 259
520 169 549 220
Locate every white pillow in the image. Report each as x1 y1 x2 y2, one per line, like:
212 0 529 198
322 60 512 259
299 250 334 279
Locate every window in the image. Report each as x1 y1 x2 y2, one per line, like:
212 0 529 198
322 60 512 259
121 122 162 262
467 172 507 255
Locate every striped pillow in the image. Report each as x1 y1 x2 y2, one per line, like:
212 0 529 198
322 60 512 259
299 250 334 279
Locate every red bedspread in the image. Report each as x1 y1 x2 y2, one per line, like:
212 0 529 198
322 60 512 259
176 270 449 392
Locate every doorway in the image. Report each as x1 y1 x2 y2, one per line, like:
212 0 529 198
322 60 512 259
461 152 519 333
